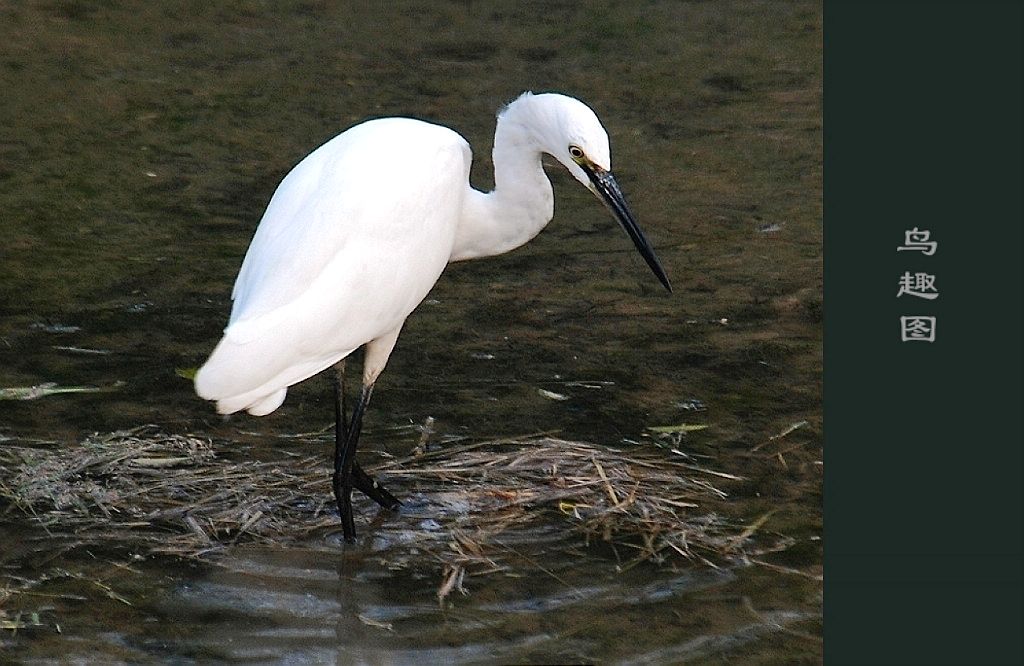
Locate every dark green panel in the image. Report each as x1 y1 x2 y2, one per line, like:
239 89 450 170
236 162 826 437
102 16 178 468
826 1 1023 663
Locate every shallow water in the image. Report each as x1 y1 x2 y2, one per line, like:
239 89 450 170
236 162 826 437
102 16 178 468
1 1 821 662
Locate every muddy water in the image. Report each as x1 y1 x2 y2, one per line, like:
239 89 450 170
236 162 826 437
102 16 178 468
1 1 821 662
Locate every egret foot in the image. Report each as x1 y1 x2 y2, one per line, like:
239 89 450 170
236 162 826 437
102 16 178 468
352 462 401 510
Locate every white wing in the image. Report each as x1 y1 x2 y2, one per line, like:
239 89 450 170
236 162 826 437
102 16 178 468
195 117 472 414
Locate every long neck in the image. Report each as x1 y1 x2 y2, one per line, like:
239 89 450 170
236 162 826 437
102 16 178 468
449 113 554 262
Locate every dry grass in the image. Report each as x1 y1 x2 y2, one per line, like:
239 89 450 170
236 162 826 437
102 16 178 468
0 426 762 600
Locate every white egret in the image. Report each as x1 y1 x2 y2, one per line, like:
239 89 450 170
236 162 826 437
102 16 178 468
195 92 671 540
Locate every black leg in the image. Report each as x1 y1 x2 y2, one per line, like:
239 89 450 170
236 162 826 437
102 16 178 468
333 362 401 512
334 361 350 440
333 384 372 540
332 363 355 538
331 366 403 541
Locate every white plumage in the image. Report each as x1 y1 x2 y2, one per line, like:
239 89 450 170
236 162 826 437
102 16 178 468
196 92 669 418
195 118 470 415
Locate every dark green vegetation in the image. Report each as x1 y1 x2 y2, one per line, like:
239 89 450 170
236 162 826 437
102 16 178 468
1 1 820 662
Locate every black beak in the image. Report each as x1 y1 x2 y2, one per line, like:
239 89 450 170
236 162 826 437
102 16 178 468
584 164 672 293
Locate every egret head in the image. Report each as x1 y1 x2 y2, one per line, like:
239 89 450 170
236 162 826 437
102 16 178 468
500 92 672 292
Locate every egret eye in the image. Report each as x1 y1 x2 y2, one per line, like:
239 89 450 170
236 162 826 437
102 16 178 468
568 145 584 160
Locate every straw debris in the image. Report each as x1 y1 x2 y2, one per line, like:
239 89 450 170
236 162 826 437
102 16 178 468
1 426 757 596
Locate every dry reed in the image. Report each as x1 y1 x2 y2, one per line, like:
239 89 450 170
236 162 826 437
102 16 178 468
1 426 757 598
